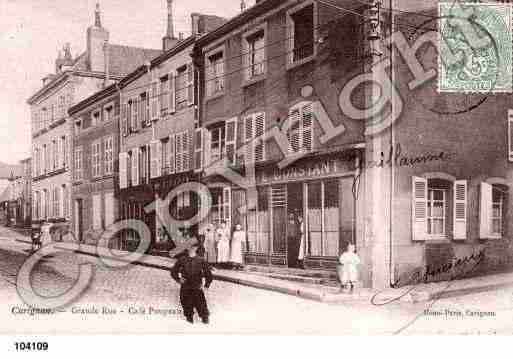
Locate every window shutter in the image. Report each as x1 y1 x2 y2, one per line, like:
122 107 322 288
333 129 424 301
479 182 492 239
132 98 139 130
168 135 175 174
509 109 513 162
120 102 126 134
175 133 183 172
225 118 237 165
149 140 158 179
186 63 195 106
223 187 232 224
301 103 313 152
119 152 128 189
453 179 468 240
194 128 203 170
169 71 176 113
132 148 140 186
242 39 250 80
151 81 159 121
156 140 162 177
244 115 254 163
287 107 301 153
183 131 190 171
255 112 265 161
412 176 427 241
203 128 212 168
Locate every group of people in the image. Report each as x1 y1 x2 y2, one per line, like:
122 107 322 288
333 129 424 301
202 221 245 270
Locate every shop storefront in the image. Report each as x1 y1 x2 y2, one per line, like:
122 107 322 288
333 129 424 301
241 153 359 270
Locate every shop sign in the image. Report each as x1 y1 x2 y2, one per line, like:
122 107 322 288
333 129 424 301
256 159 354 185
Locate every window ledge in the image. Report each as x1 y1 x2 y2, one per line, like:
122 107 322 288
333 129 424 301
205 91 225 102
242 74 266 88
286 55 316 71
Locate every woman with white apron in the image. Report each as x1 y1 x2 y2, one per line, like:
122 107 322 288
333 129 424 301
297 215 306 268
230 224 245 269
203 223 217 264
216 221 231 268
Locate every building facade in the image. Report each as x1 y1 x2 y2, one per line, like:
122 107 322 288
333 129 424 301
117 8 225 254
193 0 368 273
28 4 161 232
69 86 120 244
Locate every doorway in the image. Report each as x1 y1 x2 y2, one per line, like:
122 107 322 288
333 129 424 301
287 183 303 268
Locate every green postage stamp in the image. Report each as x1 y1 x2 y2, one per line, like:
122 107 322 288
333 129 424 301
438 2 513 92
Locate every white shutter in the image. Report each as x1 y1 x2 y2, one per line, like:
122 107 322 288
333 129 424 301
183 131 190 171
508 109 513 162
132 98 139 130
223 187 232 225
412 176 427 241
149 140 159 178
255 112 265 161
175 133 183 172
225 118 237 165
194 128 203 170
119 152 128 189
301 103 313 152
203 128 212 168
186 63 195 106
104 192 115 227
479 182 492 239
242 39 250 80
169 71 176 113
453 179 468 240
150 81 159 121
168 135 175 174
244 115 254 163
132 148 140 186
287 107 301 153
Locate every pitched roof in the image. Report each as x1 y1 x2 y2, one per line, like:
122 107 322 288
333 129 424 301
106 44 162 76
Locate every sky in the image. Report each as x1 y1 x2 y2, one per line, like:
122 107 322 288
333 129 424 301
0 0 246 165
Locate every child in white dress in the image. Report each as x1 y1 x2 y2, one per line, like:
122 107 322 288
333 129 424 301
338 243 360 292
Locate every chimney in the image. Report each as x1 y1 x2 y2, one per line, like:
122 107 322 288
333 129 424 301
87 2 109 72
103 40 110 87
241 0 247 12
162 0 178 51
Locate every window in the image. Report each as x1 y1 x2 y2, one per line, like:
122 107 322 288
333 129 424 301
131 98 139 129
412 177 467 241
480 182 508 239
210 125 226 163
140 92 149 126
208 187 231 226
175 66 188 107
53 140 59 170
53 187 60 218
45 144 51 173
160 76 169 113
243 113 265 163
139 146 149 184
92 194 101 230
427 188 446 236
119 152 129 189
61 136 67 168
104 136 114 175
92 141 101 177
288 3 315 65
206 51 224 96
244 31 265 79
287 102 313 154
58 95 66 119
150 81 159 121
74 147 83 180
104 104 113 122
62 185 69 218
92 110 101 126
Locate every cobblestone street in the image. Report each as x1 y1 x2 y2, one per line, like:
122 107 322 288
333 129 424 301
0 226 512 334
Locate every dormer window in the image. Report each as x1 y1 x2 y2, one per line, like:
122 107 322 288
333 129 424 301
103 104 113 122
92 110 101 126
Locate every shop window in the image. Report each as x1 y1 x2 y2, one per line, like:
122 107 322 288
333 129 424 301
247 187 270 254
208 187 231 226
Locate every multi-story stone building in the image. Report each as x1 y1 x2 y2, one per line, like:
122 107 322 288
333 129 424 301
69 86 120 243
191 0 513 288
117 3 225 253
27 4 161 232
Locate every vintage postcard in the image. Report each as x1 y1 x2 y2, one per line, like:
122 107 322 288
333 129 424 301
0 0 511 345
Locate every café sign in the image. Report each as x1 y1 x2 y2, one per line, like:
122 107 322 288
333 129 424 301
257 159 354 185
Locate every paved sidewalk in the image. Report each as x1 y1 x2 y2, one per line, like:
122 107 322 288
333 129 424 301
5 233 513 304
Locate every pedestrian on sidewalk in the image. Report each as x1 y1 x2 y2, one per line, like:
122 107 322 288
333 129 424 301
203 223 217 264
337 243 360 293
170 243 213 324
230 223 245 270
216 220 230 269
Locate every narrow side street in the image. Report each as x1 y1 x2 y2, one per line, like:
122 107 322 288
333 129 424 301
0 226 512 334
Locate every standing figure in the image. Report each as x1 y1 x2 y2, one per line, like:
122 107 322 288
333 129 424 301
203 224 217 264
287 213 300 268
297 215 305 269
230 224 245 270
170 244 213 324
337 243 361 293
216 221 230 268
40 221 53 247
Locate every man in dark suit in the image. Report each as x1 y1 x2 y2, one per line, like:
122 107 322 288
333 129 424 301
170 243 213 324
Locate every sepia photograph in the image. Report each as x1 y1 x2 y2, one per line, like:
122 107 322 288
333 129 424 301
0 0 512 346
